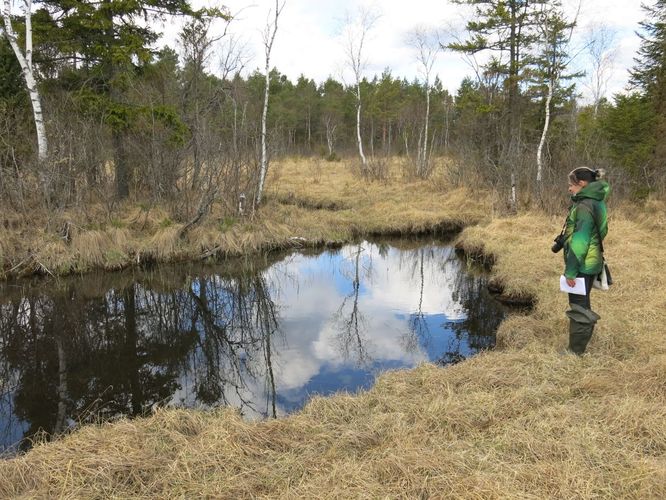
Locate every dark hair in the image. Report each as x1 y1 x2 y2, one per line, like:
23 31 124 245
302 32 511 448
568 167 606 184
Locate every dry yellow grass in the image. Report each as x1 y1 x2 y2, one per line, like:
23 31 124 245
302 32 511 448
457 211 666 359
1 158 666 498
0 158 490 279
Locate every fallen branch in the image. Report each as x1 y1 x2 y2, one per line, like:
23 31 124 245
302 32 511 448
34 257 55 277
7 256 31 274
178 188 218 240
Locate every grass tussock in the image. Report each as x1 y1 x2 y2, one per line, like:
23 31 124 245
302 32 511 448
1 158 666 497
141 226 184 261
72 230 116 269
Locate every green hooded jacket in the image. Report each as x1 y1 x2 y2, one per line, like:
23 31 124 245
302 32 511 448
563 180 610 279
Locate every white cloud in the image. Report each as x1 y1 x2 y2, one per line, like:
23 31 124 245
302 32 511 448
167 0 646 100
166 240 485 417
262 244 466 388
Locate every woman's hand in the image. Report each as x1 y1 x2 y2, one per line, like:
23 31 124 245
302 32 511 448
566 278 577 287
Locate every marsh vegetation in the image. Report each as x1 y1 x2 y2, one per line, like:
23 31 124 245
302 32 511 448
1 0 666 497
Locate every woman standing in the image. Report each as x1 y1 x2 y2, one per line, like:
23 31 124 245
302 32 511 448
563 167 610 355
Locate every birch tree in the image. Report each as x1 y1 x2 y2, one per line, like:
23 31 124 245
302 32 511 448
532 5 578 187
320 77 345 158
256 0 285 209
342 8 378 170
408 26 439 178
1 0 47 163
583 23 617 118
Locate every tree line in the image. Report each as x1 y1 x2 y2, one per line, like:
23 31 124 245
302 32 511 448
0 0 664 220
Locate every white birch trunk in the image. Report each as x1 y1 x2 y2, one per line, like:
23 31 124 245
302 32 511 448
355 85 366 166
510 172 517 212
325 117 336 156
257 59 270 206
421 83 430 177
536 79 553 184
342 9 376 169
2 0 48 162
408 27 437 178
256 0 283 208
24 0 32 71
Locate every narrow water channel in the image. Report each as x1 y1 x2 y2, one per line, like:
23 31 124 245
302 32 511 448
0 238 507 454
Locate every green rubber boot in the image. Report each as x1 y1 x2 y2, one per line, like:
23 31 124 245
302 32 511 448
566 303 601 355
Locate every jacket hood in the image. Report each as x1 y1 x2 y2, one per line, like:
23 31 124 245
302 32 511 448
572 180 610 202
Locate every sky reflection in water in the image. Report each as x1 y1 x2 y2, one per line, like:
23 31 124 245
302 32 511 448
0 240 505 453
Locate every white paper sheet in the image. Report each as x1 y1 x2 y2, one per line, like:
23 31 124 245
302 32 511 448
560 275 586 295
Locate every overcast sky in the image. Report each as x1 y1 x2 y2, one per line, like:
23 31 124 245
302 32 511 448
176 1 648 102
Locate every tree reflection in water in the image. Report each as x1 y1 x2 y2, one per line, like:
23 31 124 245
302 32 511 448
405 247 434 354
185 273 280 417
332 244 371 367
0 264 282 453
387 243 504 366
0 241 507 454
438 253 505 366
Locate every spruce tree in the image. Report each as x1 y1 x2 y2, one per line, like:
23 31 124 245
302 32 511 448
630 0 666 97
629 0 666 189
31 1 227 198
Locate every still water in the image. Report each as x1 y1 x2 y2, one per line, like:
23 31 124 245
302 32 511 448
0 239 506 454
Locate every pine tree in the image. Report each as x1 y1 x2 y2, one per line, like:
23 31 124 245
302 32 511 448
602 93 656 197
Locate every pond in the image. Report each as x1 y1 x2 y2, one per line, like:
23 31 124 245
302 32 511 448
0 238 507 454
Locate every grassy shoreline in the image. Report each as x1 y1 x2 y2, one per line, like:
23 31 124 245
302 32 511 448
0 159 483 281
1 159 665 498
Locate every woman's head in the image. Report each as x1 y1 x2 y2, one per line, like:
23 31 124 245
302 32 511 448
568 167 606 194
